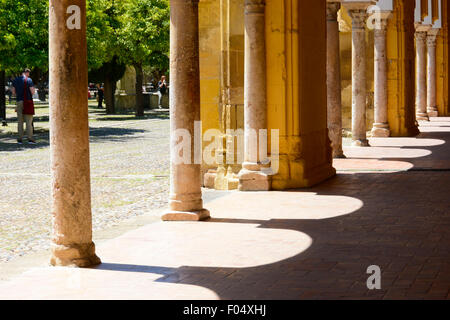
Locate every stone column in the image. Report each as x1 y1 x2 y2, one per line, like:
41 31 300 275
238 0 271 191
415 28 430 121
426 29 439 117
371 12 391 137
49 0 100 267
162 0 210 221
344 3 372 146
326 1 345 158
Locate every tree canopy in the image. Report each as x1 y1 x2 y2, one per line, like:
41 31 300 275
0 0 49 74
0 0 170 77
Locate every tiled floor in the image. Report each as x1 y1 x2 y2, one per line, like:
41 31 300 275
0 118 449 299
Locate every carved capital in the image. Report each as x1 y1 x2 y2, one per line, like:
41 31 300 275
415 31 428 43
326 2 340 21
347 10 368 30
245 0 265 15
426 34 437 47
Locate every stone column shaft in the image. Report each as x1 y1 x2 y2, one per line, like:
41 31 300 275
415 30 429 121
346 7 370 146
49 0 100 267
326 2 345 157
162 0 209 221
427 30 439 117
238 0 271 191
372 13 391 137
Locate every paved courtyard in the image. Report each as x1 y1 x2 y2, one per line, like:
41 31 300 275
0 114 449 299
0 104 170 264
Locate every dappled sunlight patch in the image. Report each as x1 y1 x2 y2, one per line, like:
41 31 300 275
204 191 363 221
333 158 414 172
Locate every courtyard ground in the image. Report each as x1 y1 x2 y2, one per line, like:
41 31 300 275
0 103 170 265
0 108 449 299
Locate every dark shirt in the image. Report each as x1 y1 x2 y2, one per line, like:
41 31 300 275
98 88 104 98
12 76 34 102
158 81 167 94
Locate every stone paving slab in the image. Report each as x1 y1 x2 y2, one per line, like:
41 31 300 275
0 119 449 299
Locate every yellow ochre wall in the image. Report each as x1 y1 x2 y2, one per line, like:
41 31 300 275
436 0 450 116
199 0 221 176
266 0 335 189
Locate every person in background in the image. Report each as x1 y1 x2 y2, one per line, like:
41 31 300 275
97 83 104 108
12 68 36 144
157 75 167 109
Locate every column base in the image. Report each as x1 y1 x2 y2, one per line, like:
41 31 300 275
371 123 390 137
50 242 101 268
333 150 346 159
162 209 210 221
352 139 370 147
416 113 429 121
238 168 271 191
427 107 438 118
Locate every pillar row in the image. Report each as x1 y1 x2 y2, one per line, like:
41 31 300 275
371 12 391 137
345 4 372 147
326 1 345 158
162 0 210 221
49 0 100 267
415 28 430 121
427 29 439 118
238 0 271 191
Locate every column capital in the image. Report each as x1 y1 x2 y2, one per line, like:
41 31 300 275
245 0 265 15
347 9 369 30
426 28 439 46
326 2 341 21
342 0 375 30
415 30 428 42
372 11 391 31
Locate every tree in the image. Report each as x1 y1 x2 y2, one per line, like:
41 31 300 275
89 56 126 114
0 0 49 74
117 0 169 116
0 0 48 121
86 0 125 114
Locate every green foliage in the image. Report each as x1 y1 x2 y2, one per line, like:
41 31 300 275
0 0 170 77
116 0 169 71
0 0 49 74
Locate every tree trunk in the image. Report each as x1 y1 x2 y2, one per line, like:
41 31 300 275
104 76 116 114
135 63 144 117
0 70 6 124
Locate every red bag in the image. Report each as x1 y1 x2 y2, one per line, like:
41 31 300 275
23 76 35 115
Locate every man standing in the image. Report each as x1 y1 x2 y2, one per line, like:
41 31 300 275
12 68 36 144
157 75 167 109
96 83 104 108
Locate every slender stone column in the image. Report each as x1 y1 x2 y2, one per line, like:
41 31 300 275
344 4 372 146
238 0 271 191
162 0 210 221
49 0 100 267
371 12 391 137
426 29 439 117
326 1 345 158
415 29 430 121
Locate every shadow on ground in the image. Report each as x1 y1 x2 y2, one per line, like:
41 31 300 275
90 120 450 300
0 126 149 152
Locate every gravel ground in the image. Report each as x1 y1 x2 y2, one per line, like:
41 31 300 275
0 104 171 263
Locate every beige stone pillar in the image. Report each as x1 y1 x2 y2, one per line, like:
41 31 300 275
162 0 210 221
326 1 345 158
371 12 391 137
238 0 271 191
415 28 430 121
344 2 373 146
49 0 100 267
427 29 439 117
